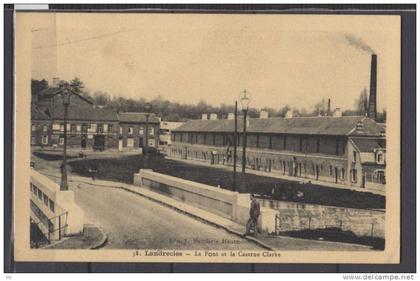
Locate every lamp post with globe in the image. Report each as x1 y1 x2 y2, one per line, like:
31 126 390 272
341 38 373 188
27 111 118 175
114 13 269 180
239 90 251 192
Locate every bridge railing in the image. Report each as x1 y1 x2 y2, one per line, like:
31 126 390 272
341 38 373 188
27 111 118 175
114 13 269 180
30 169 85 243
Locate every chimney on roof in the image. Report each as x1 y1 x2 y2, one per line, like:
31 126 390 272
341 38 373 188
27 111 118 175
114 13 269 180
368 54 378 121
355 120 364 134
201 113 208 120
227 113 235 120
209 113 218 120
333 108 342 117
327 98 331 116
52 77 60 87
259 110 269 119
285 110 293 119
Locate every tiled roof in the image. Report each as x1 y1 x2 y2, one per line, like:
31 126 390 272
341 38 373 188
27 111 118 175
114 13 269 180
118 112 160 124
351 138 385 152
49 105 119 121
173 116 383 136
38 87 60 98
38 87 94 104
31 106 51 120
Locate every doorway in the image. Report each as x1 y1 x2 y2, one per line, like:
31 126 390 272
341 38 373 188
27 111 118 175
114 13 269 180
93 135 106 151
138 136 144 148
335 167 338 183
81 135 87 149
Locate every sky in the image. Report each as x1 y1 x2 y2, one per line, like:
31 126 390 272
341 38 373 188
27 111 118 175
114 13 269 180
30 13 400 111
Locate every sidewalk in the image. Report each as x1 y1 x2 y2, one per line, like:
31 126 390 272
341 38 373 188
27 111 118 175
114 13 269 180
44 223 107 250
165 156 385 196
41 171 372 251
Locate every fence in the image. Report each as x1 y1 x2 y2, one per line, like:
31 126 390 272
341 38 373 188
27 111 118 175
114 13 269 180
30 208 68 243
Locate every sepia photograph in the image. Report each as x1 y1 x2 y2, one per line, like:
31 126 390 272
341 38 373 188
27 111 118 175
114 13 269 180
13 11 401 263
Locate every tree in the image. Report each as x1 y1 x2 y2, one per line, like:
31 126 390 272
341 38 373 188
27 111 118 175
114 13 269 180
376 109 387 123
276 105 291 117
31 79 48 96
312 98 327 116
355 88 368 115
93 91 111 106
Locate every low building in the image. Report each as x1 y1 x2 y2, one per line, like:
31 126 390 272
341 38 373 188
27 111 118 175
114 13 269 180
118 112 160 150
170 116 385 189
159 121 184 146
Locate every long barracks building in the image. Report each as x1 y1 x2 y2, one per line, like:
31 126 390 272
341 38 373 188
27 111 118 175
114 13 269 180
169 115 386 189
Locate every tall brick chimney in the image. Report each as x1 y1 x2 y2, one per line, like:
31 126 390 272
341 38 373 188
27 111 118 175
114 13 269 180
368 54 377 120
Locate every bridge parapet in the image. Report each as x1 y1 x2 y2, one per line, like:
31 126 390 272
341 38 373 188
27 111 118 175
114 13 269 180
30 169 86 243
134 169 277 234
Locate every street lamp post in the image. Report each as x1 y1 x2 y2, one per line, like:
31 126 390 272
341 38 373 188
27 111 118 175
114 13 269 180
60 87 71 191
233 101 238 192
239 90 250 193
144 102 152 168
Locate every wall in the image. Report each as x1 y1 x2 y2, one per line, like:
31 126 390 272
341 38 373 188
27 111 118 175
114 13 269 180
31 121 52 146
133 169 277 233
50 120 120 150
31 120 120 150
169 141 349 185
258 198 385 238
120 122 160 148
30 169 86 241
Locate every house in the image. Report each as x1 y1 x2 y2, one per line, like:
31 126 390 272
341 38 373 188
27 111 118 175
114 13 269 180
31 88 160 151
32 87 120 150
117 112 160 151
159 121 184 146
169 115 386 189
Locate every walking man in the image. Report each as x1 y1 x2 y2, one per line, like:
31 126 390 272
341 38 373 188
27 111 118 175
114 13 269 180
245 194 261 236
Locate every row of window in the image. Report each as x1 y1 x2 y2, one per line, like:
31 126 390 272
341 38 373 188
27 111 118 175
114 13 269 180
30 183 55 213
32 123 156 136
170 147 349 181
352 150 385 165
172 133 346 155
126 126 154 136
31 135 49 145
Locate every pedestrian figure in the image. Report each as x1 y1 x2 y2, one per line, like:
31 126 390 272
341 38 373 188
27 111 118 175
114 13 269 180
245 194 261 236
89 165 98 181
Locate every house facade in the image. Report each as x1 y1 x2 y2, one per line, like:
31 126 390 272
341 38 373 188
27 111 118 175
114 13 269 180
169 116 386 189
118 113 160 150
31 88 160 151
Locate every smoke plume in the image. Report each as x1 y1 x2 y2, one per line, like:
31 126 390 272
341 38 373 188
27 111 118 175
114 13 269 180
344 33 375 54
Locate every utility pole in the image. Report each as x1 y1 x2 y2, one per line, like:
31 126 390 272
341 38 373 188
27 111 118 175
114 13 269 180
55 80 83 191
233 101 238 192
144 102 151 169
60 91 70 191
242 109 247 175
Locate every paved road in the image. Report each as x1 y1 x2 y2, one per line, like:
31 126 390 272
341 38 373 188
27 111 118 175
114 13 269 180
69 182 261 250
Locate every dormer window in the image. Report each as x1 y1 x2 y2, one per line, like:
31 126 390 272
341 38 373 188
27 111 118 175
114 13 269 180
375 150 385 164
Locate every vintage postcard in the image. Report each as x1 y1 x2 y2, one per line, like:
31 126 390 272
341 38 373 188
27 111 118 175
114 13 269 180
14 12 400 263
